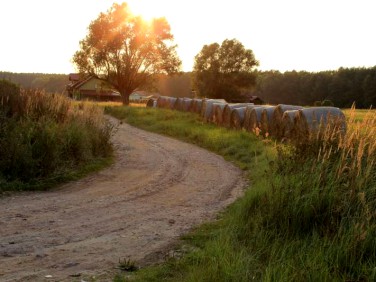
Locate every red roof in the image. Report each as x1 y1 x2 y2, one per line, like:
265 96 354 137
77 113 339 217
69 73 81 82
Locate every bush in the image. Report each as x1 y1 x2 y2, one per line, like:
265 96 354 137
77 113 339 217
0 88 113 191
321 99 334 106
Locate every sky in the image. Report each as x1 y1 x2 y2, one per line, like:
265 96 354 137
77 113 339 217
0 0 376 74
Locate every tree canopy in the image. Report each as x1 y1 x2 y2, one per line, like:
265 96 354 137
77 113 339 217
192 39 259 101
73 2 181 105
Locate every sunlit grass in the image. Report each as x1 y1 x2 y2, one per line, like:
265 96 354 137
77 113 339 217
108 106 376 281
0 90 113 192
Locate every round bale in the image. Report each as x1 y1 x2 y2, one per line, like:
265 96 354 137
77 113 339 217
230 107 248 130
260 106 277 137
270 104 304 138
294 107 346 141
222 103 254 128
212 103 228 125
246 106 272 134
281 110 299 139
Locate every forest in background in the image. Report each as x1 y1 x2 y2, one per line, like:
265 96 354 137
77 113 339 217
254 66 376 108
2 66 376 108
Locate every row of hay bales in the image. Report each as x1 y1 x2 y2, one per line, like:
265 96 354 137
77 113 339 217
148 96 346 141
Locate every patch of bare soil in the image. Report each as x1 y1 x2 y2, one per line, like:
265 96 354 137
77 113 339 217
0 117 247 281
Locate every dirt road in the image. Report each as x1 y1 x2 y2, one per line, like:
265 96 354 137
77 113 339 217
0 118 247 281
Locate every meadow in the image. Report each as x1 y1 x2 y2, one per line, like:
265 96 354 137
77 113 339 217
107 106 376 281
0 83 113 192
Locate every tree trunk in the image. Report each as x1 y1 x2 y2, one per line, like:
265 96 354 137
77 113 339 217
121 91 130 106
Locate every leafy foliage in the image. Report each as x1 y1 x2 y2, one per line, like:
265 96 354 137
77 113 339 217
73 2 181 105
0 87 113 191
192 39 259 101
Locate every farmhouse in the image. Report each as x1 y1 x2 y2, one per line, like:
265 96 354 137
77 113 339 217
66 74 121 101
248 96 264 105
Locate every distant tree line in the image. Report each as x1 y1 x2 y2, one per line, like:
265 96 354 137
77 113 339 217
253 67 376 108
2 66 376 108
0 72 68 93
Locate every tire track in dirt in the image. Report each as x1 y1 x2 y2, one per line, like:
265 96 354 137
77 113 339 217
0 117 247 281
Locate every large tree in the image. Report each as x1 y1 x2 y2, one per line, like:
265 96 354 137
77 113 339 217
73 2 181 105
192 39 259 101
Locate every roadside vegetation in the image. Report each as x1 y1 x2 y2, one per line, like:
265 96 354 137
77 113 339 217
107 106 376 281
0 80 113 192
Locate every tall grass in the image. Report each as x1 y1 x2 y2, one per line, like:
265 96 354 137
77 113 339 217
108 106 376 281
0 88 113 191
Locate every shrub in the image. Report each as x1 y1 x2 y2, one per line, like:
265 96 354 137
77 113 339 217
0 88 113 191
321 99 334 106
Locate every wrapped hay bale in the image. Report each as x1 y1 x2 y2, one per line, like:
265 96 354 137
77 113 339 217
156 96 169 108
222 103 254 128
173 97 184 110
181 98 193 112
230 107 248 130
212 103 228 125
202 99 227 122
242 105 263 130
191 98 203 113
146 98 156 107
260 106 277 137
270 104 304 138
281 110 299 139
246 106 272 133
167 97 177 109
294 107 346 142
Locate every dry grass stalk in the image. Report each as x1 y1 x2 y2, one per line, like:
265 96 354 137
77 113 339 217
294 107 346 143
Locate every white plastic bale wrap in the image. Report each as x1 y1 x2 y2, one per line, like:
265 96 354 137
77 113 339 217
212 103 228 125
156 96 169 108
202 99 227 122
294 107 346 141
270 104 304 138
260 106 277 136
181 98 193 112
173 97 183 110
246 106 272 133
167 97 177 109
230 107 248 129
281 110 299 139
242 105 263 130
222 103 254 128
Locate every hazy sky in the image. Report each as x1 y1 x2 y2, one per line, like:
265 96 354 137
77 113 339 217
1 0 375 74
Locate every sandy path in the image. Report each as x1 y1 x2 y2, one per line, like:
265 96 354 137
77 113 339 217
0 118 247 281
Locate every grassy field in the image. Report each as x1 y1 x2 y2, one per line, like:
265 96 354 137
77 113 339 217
0 89 114 192
107 106 376 282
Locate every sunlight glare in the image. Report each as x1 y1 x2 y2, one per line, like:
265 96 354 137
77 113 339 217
128 0 166 20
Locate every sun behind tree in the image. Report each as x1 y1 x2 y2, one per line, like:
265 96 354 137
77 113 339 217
73 2 181 105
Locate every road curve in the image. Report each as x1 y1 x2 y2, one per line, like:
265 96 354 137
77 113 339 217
0 117 247 281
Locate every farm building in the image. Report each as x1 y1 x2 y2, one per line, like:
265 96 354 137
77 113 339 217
66 74 121 102
248 96 264 105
